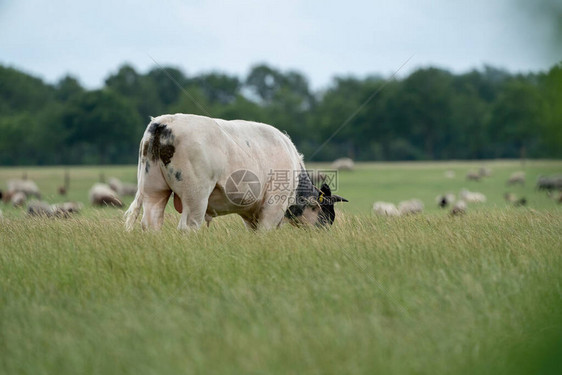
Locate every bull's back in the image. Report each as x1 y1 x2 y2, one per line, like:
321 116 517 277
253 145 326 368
141 114 301 197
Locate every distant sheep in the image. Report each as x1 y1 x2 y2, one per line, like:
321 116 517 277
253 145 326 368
7 179 41 199
89 183 123 207
27 200 82 218
504 192 517 203
459 189 486 203
536 175 562 191
108 177 137 197
436 193 455 208
373 201 400 217
52 202 83 217
10 192 27 207
331 157 354 171
507 171 525 186
466 171 481 181
450 200 467 216
398 199 424 215
444 170 455 179
27 200 54 217
479 167 492 177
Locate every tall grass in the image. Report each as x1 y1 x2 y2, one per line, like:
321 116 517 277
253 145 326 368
0 161 561 374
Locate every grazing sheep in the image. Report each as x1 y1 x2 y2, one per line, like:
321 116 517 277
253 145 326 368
479 167 492 177
459 189 486 203
373 201 400 217
11 192 27 207
108 177 137 197
7 179 41 199
436 193 455 208
331 157 354 171
27 201 82 218
507 171 525 186
504 192 517 203
444 170 455 179
398 199 424 215
120 183 137 196
450 200 467 216
536 175 562 191
52 202 83 218
89 183 123 207
466 171 481 181
27 200 54 217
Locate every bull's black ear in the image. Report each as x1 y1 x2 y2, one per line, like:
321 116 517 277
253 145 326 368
320 183 332 197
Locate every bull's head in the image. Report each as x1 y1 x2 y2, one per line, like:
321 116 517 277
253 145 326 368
285 183 348 227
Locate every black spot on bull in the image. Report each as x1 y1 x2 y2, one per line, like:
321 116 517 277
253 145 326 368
175 170 183 181
160 145 175 165
145 161 150 174
147 122 175 166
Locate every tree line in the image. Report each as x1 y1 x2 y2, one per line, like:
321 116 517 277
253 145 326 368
0 61 560 165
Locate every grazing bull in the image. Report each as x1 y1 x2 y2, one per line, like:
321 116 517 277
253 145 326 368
125 114 348 231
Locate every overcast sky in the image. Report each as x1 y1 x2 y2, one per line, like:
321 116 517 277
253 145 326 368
0 0 560 89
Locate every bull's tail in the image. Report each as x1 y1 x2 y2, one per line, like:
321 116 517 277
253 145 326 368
124 190 143 231
124 141 146 231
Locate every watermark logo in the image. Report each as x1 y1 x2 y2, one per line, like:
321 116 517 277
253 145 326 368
225 168 340 207
225 169 261 206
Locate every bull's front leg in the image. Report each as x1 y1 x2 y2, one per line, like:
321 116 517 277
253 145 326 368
255 193 289 230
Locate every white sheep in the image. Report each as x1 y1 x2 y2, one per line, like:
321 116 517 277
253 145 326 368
27 200 54 217
52 202 83 217
331 157 355 171
89 183 123 207
398 199 424 215
108 177 137 196
11 192 27 207
450 200 467 215
7 179 41 198
373 201 400 217
507 171 525 186
459 189 486 203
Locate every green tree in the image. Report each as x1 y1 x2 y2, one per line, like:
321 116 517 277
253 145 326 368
55 75 84 102
60 90 142 164
488 78 545 158
539 63 562 157
190 72 240 105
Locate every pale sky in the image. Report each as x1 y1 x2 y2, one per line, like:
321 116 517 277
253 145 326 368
0 0 560 89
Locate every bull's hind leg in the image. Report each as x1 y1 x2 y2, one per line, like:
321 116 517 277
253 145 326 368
141 190 172 230
140 160 173 231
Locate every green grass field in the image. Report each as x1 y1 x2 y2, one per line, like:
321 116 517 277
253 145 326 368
1 160 561 374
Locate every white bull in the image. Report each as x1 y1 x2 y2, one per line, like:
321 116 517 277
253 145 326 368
125 114 347 231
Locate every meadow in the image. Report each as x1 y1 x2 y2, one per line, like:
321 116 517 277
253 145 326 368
1 160 561 374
